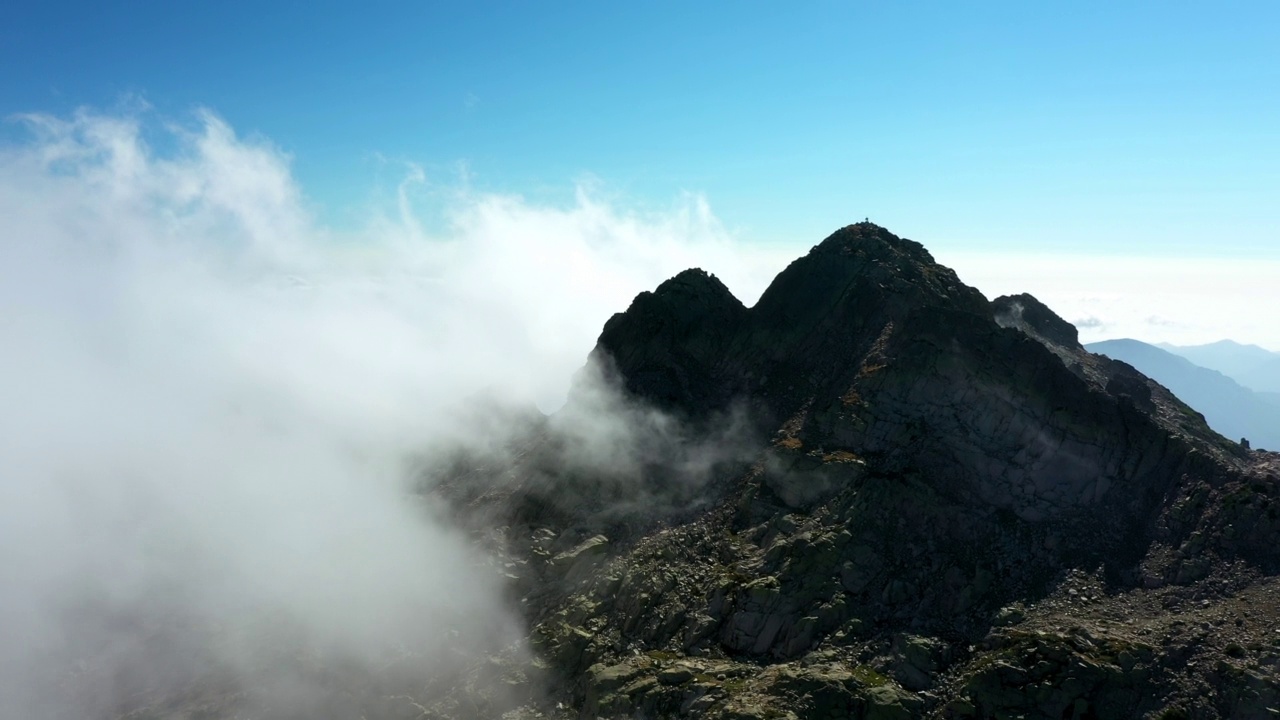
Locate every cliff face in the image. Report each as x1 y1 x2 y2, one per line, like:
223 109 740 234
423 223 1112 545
495 223 1280 720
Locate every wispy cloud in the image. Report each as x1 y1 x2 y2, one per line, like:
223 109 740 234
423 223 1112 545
1145 315 1181 328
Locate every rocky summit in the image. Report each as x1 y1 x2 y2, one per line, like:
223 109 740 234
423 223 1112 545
445 222 1280 720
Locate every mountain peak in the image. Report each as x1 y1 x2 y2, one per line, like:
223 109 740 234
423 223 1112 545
794 222 951 295
750 223 989 329
651 267 739 304
812 221 933 259
992 292 1081 349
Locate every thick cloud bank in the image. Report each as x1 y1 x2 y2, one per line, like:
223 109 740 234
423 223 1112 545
0 108 786 718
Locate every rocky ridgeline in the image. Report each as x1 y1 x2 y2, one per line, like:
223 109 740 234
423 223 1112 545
444 223 1280 720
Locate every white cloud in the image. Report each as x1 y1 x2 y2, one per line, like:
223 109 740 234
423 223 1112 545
0 107 790 717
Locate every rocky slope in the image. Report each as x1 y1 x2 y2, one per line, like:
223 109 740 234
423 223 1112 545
450 223 1280 720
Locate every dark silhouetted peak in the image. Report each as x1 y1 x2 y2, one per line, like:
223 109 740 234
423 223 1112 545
595 269 747 412
594 224 995 421
600 268 745 344
651 268 741 308
755 223 988 323
992 292 1080 349
812 221 937 264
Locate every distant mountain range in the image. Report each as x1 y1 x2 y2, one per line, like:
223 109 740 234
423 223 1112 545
1157 339 1280 394
1087 338 1280 450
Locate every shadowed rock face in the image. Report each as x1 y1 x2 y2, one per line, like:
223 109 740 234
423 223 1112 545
597 268 748 412
594 223 1233 525
598 223 987 420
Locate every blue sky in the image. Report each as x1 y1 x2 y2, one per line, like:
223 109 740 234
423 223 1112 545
4 1 1278 257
